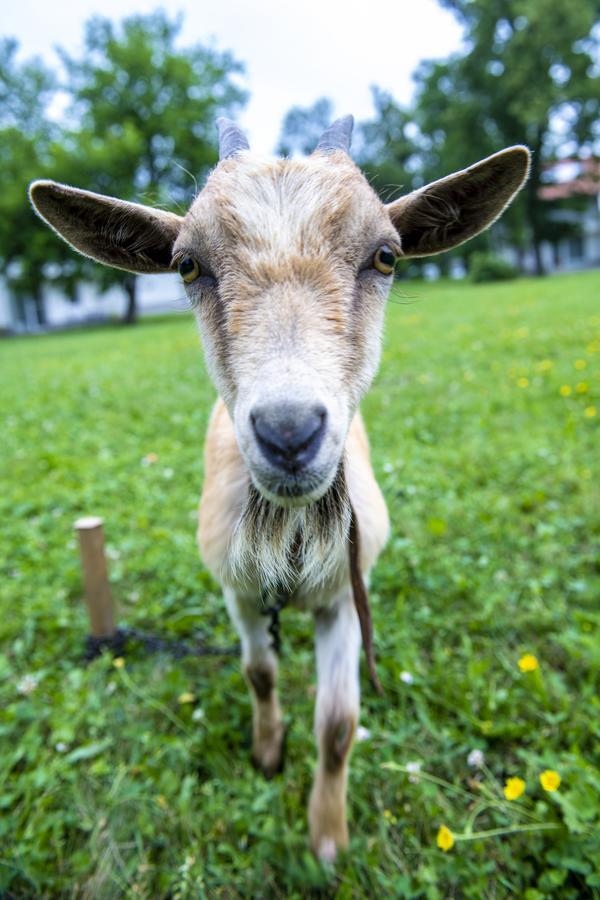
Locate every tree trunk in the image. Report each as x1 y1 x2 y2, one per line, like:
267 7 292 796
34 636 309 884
123 275 138 325
524 132 545 277
437 253 450 277
32 286 47 327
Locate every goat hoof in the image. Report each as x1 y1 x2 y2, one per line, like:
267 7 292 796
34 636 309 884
311 830 348 865
316 837 338 865
251 722 287 778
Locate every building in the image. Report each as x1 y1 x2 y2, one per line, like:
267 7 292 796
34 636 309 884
0 273 187 333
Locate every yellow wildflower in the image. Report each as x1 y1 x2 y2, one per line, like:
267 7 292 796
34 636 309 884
113 657 125 669
540 770 561 792
178 692 195 704
575 382 589 393
504 777 526 801
517 377 529 388
536 359 553 372
584 406 597 418
518 653 539 673
574 359 587 370
437 825 455 852
559 385 572 397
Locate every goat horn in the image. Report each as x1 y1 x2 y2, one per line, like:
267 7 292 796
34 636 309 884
216 117 250 160
314 115 354 155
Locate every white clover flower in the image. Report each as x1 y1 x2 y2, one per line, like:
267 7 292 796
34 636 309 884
406 760 422 783
400 671 414 685
355 725 371 742
192 707 205 722
55 742 69 753
17 674 39 696
467 749 485 769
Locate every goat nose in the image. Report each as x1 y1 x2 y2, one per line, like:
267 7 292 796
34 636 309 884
250 403 327 472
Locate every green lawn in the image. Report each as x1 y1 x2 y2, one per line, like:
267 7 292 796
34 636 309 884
1 270 599 898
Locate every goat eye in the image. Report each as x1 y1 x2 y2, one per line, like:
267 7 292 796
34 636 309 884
178 256 201 284
373 245 396 275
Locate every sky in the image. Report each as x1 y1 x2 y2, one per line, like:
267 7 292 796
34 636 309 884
4 0 464 154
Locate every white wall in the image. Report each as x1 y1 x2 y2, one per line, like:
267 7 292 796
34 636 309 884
1 272 188 332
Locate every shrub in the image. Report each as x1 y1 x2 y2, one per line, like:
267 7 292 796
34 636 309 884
469 251 519 283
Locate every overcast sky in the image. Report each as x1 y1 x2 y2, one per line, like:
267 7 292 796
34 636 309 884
4 0 464 154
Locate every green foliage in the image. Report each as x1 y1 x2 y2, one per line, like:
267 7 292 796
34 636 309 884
1 271 599 896
277 97 334 157
413 0 599 273
59 11 246 207
0 12 247 325
0 42 69 326
469 252 519 283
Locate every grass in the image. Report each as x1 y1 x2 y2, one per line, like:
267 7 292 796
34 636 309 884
1 270 599 898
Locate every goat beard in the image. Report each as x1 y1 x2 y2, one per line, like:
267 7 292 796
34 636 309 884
227 462 351 596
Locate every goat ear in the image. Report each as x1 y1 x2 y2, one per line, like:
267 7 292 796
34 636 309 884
386 146 530 258
29 180 184 274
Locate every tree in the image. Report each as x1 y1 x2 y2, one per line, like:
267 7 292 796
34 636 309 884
58 11 247 322
413 0 600 274
356 88 420 200
277 97 335 157
0 40 69 327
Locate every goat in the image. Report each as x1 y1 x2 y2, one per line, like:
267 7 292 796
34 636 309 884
29 116 529 861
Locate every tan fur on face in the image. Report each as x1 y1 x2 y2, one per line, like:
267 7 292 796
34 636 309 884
174 153 399 412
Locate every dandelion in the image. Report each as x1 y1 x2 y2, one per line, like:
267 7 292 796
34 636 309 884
584 406 597 418
503 776 526 800
540 770 561 792
400 671 414 685
518 653 539 673
574 359 587 370
575 382 589 393
559 385 572 397
17 674 40 695
355 725 371 742
536 359 553 372
113 657 125 669
406 760 422 783
467 749 485 769
437 825 454 852
178 692 195 704
517 377 529 388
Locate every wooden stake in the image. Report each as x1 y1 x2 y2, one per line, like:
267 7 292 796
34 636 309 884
74 516 116 638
